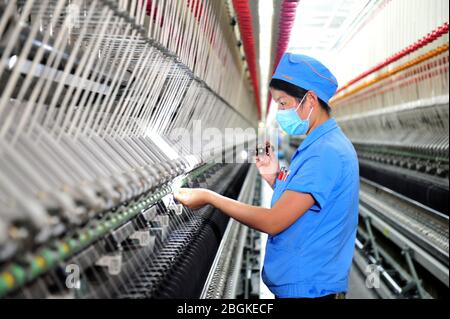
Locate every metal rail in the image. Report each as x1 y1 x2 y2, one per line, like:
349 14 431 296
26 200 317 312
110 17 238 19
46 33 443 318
358 177 449 292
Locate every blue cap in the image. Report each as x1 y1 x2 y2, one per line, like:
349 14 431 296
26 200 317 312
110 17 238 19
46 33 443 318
272 53 338 104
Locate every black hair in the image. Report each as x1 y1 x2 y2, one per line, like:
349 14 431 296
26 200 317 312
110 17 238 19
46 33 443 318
269 78 331 115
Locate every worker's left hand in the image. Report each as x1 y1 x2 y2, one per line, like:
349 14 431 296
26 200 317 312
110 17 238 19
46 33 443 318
174 188 211 210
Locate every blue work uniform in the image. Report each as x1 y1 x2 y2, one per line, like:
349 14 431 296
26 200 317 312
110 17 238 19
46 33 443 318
262 118 360 298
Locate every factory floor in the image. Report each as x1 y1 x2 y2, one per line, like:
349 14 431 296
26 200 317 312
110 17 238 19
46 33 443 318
347 265 378 299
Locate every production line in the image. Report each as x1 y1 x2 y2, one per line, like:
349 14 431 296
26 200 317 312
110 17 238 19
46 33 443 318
0 0 449 299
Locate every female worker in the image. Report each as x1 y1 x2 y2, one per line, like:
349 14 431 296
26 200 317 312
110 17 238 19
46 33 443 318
174 53 360 299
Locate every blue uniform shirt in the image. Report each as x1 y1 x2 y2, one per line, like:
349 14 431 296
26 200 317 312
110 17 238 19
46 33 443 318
262 118 359 298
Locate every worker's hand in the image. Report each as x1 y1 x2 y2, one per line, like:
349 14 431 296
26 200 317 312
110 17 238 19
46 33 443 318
255 142 280 188
174 188 212 210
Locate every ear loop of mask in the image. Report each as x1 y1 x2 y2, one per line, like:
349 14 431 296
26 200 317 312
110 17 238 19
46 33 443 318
294 93 308 112
295 93 314 119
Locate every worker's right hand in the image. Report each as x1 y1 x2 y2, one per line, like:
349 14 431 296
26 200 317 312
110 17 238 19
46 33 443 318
255 142 279 188
174 188 212 210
